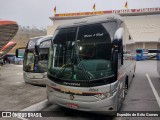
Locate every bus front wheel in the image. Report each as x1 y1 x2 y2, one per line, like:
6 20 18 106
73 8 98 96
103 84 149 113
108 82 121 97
125 76 128 95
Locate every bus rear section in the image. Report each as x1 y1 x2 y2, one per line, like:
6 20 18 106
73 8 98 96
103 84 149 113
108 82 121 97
46 14 136 114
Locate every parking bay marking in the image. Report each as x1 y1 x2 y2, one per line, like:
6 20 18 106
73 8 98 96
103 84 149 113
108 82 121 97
146 73 160 108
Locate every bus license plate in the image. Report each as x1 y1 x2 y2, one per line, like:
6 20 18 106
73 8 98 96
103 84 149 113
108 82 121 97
66 103 79 109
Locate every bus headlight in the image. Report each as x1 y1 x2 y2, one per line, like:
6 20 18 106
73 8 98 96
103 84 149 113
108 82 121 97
94 89 117 100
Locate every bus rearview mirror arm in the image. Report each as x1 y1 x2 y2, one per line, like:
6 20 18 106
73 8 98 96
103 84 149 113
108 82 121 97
15 49 19 58
35 45 41 59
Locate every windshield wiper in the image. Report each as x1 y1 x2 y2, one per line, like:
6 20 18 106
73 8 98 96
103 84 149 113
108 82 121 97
75 53 91 80
56 52 93 82
56 61 74 78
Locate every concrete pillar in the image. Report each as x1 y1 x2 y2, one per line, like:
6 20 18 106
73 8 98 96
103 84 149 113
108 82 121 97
143 42 145 49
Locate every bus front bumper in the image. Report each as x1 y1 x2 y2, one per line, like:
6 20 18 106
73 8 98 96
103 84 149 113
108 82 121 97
24 76 47 86
47 90 118 114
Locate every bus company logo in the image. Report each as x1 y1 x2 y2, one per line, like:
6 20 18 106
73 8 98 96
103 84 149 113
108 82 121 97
70 94 74 100
63 82 80 86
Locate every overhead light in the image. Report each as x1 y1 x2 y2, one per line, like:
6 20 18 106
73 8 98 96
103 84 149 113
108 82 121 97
79 46 83 51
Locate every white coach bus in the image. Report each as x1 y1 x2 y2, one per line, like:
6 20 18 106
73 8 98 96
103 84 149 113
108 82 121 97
16 36 52 86
46 14 136 114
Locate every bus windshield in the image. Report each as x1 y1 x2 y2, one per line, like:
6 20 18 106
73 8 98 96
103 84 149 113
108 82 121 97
49 23 116 81
24 50 35 72
23 37 52 73
24 49 47 73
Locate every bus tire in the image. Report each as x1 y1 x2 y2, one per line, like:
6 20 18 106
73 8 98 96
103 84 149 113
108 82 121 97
117 85 125 112
122 86 126 101
125 76 128 94
133 74 135 78
133 65 136 78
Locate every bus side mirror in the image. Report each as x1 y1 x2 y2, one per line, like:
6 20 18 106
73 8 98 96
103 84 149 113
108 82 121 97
113 27 123 53
112 28 124 78
15 49 19 58
15 48 25 58
35 45 40 59
35 45 39 56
